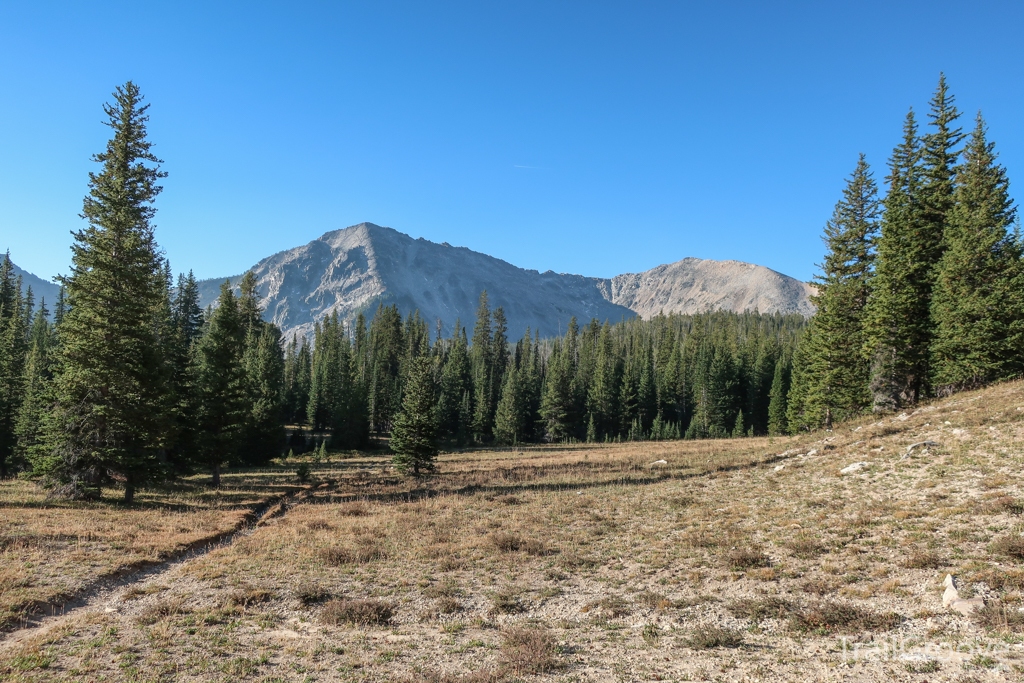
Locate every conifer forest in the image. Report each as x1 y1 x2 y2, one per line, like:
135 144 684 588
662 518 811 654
1 75 1022 502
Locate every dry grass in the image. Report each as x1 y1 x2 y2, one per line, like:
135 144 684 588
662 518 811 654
0 470 299 630
7 380 1024 680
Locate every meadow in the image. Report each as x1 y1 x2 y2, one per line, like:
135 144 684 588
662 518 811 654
3 382 1024 681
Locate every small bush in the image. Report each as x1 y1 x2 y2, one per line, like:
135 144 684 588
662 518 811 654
726 547 771 570
559 550 598 569
681 626 744 649
306 519 333 530
488 532 547 556
785 536 823 559
902 550 944 569
423 579 462 599
789 600 901 634
991 535 1024 560
137 598 188 625
728 596 794 621
634 590 672 610
227 587 275 608
500 626 560 675
293 583 332 605
973 601 1024 633
319 541 387 565
295 462 311 483
337 502 368 516
490 586 525 615
321 598 395 626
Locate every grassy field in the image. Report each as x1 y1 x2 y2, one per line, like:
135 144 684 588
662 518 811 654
4 381 1024 681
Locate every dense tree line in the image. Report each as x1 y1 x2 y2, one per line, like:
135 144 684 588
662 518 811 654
280 298 805 452
788 75 1024 431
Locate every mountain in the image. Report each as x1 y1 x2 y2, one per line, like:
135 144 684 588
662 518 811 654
197 223 814 339
3 256 62 310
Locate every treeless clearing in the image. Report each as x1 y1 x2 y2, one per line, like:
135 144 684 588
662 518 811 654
0 471 302 631
5 381 1024 680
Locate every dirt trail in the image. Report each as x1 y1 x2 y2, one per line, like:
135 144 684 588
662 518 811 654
0 481 330 651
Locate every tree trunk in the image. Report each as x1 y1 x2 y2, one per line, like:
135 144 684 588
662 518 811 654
124 483 135 505
212 463 221 488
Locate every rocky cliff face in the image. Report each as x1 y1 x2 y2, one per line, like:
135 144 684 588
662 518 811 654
198 223 813 339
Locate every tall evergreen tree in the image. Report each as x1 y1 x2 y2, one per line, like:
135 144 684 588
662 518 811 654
788 155 879 429
766 356 789 436
390 355 438 476
192 283 248 486
470 292 494 439
14 298 52 471
931 114 1024 391
862 110 930 410
0 257 29 477
33 82 169 501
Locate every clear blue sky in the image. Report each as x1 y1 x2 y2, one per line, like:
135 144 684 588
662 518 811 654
1 1 1022 284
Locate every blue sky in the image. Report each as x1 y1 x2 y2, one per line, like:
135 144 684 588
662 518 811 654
1 1 1022 284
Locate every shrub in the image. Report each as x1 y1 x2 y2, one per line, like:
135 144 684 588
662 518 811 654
902 550 944 569
785 536 824 559
500 626 560 674
321 598 395 626
490 586 525 615
681 626 744 649
319 541 387 565
728 596 795 621
137 598 188 625
789 599 901 634
488 532 547 556
293 583 332 605
726 547 771 570
227 587 275 608
973 601 1024 633
991 535 1024 560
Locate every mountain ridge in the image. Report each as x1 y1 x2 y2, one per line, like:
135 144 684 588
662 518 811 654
197 223 815 340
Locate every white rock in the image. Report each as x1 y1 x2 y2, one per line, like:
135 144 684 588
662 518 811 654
942 574 959 608
773 464 786 472
649 459 668 466
840 462 870 474
806 449 818 456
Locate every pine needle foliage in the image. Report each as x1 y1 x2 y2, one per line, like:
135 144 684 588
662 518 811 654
390 355 438 476
930 114 1024 392
33 82 169 502
788 155 878 430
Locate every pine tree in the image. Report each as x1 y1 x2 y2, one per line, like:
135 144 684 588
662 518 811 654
862 110 930 410
766 357 789 436
192 283 248 486
14 298 52 472
390 355 438 476
34 82 169 501
494 363 527 445
930 114 1024 391
438 326 471 441
0 257 29 477
788 155 879 429
241 323 286 464
470 292 493 439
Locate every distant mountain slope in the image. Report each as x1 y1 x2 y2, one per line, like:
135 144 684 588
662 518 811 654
3 256 62 308
605 258 816 319
198 223 814 339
